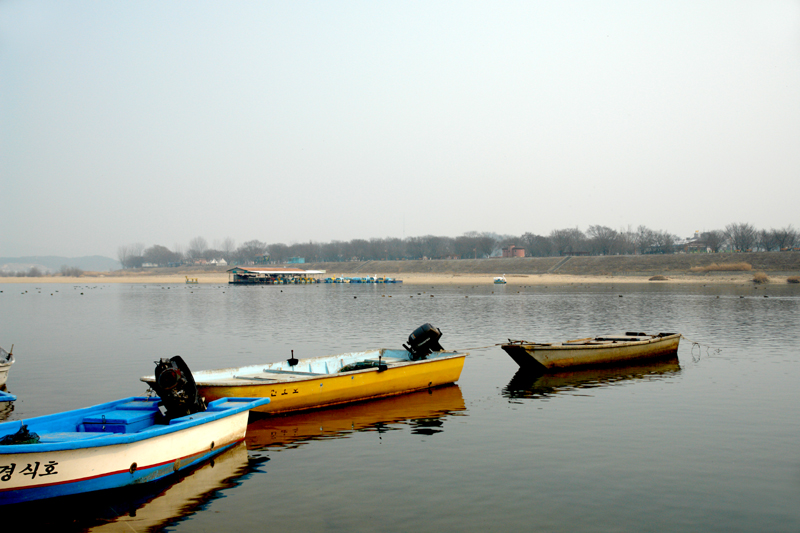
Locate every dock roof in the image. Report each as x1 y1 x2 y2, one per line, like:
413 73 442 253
227 267 325 275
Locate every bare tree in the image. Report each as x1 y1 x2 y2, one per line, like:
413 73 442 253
651 230 676 254
187 237 208 259
634 226 656 254
550 228 586 255
237 240 269 263
519 232 553 256
758 230 780 252
143 245 181 266
221 237 236 261
117 245 130 268
725 223 758 252
586 225 620 255
701 230 726 253
771 225 797 251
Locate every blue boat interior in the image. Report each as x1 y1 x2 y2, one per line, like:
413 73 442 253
0 397 265 446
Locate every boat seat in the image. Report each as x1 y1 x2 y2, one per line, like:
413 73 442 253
260 369 325 376
233 375 278 382
81 409 156 433
363 357 405 365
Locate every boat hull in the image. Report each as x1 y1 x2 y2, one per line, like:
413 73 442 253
0 364 10 388
502 333 681 371
0 397 267 505
143 350 467 415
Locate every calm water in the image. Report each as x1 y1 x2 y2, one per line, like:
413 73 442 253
1 281 799 532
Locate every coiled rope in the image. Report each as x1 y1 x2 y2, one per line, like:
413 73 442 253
681 334 721 361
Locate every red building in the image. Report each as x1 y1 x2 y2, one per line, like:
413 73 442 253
502 245 525 258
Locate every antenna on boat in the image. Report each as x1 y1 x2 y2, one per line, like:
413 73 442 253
288 349 299 367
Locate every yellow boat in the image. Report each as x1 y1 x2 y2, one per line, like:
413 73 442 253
501 332 680 371
141 324 467 415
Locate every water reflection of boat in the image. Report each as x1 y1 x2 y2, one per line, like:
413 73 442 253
501 332 680 371
5 442 252 529
502 357 681 399
0 400 13 422
246 384 466 450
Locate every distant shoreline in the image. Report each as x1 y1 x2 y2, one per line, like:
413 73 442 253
0 272 795 286
2 252 799 286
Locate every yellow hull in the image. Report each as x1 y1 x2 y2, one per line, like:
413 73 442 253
193 355 466 414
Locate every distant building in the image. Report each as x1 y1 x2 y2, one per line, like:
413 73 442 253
287 257 306 264
502 245 525 258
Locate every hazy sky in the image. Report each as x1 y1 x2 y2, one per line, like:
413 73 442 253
2 1 799 258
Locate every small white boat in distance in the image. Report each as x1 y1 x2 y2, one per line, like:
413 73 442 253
0 345 14 387
502 332 681 371
493 275 507 284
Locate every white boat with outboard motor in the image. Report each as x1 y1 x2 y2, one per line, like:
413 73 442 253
0 357 268 505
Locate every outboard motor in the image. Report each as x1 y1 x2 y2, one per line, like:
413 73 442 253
403 323 445 360
151 356 206 423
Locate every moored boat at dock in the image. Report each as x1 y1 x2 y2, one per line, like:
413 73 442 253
501 332 681 371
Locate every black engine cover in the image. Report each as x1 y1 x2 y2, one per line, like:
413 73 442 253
403 323 445 360
151 356 206 423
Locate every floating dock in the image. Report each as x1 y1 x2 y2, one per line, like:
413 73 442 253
227 267 326 285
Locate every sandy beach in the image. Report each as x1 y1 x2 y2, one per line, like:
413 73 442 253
0 271 781 286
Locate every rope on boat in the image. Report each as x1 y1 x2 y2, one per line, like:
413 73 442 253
453 343 505 353
681 334 721 361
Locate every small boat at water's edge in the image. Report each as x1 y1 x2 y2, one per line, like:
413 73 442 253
141 324 466 415
501 332 681 371
0 357 269 505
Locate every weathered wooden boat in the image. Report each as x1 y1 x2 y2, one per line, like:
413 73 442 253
0 357 269 505
501 332 681 371
0 345 14 388
141 324 467 415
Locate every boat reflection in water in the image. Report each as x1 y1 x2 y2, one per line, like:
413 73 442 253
503 356 681 400
0 390 13 422
5 441 253 530
246 384 466 450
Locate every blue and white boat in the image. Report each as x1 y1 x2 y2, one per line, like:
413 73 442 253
0 396 268 505
0 356 268 505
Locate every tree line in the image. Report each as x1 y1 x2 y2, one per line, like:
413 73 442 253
116 223 798 268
